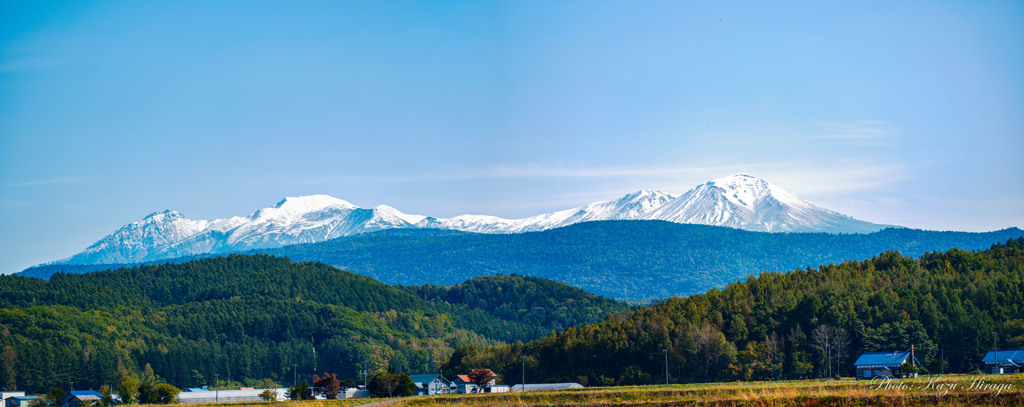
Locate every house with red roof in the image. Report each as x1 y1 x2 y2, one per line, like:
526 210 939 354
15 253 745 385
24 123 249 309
453 374 495 394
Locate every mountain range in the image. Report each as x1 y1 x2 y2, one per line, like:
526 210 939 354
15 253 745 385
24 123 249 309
25 221 1023 301
50 174 886 266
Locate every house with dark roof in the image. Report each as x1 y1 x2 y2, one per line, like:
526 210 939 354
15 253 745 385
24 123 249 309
854 351 921 380
0 392 26 407
0 393 25 404
61 391 102 407
408 374 451 396
6 396 37 407
982 349 1024 374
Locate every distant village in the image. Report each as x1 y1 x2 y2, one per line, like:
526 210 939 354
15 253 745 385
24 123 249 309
3 348 1022 406
0 367 584 406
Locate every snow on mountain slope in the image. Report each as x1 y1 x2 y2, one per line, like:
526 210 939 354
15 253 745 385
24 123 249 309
50 174 886 266
225 196 367 248
508 189 677 232
59 210 212 264
418 214 518 234
419 190 676 233
57 195 419 265
365 205 418 231
645 174 883 233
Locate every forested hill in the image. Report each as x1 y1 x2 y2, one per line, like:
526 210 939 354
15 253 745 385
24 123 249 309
0 255 629 393
441 238 1024 386
253 221 1024 301
405 274 631 334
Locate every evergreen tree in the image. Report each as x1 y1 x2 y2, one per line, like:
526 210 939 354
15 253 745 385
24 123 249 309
258 389 276 401
367 369 414 398
138 364 157 404
117 375 139 405
286 380 313 400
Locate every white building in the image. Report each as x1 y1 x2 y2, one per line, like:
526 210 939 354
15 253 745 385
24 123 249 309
0 392 25 403
511 383 584 392
340 388 370 399
177 388 287 404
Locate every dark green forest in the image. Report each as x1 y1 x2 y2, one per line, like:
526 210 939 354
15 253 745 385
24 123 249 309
442 238 1024 386
403 274 628 334
0 255 629 393
21 222 1023 302
7 237 1024 394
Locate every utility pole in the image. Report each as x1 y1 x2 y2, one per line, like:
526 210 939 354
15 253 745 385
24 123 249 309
361 360 369 388
993 332 998 374
215 374 219 402
69 381 74 391
825 342 831 378
312 337 317 376
293 364 297 387
521 354 526 390
664 348 669 385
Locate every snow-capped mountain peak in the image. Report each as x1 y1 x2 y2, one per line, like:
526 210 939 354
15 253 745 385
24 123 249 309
648 173 879 233
707 173 779 209
276 194 356 210
57 209 211 265
254 195 357 219
364 205 419 230
143 209 185 221
604 189 677 218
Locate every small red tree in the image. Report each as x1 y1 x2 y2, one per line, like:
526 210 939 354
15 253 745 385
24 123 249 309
312 372 341 399
467 368 496 390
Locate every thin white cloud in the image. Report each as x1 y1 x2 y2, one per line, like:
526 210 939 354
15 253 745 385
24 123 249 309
750 159 909 196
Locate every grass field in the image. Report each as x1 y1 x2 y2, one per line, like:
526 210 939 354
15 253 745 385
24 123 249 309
188 374 1024 406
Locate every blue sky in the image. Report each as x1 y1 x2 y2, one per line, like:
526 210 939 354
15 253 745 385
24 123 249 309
1 1 1022 274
